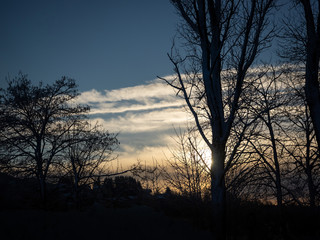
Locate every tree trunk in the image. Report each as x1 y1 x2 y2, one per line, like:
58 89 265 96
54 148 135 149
74 174 80 208
306 167 316 207
302 0 320 152
211 143 226 240
304 43 319 205
305 76 320 153
38 176 47 206
267 113 283 208
275 172 283 208
36 160 47 205
305 127 316 207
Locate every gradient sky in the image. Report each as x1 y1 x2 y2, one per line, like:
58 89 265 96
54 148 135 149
0 0 179 91
1 0 188 166
0 0 284 167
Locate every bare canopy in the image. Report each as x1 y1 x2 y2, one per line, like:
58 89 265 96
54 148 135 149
164 0 275 239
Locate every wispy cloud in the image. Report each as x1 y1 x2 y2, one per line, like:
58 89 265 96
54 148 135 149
76 78 190 165
93 108 188 133
76 79 184 114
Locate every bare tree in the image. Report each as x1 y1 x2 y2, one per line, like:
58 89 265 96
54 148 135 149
229 65 320 208
61 121 119 205
0 74 89 202
162 1 275 238
246 66 290 208
299 0 320 152
281 0 320 151
281 66 320 207
163 128 210 200
132 159 165 194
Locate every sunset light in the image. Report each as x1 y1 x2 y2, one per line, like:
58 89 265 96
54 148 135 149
1 1 319 239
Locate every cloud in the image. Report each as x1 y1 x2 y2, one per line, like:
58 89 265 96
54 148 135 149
89 108 190 166
93 108 188 133
77 78 191 166
76 78 177 103
76 78 185 115
102 80 177 102
88 99 183 114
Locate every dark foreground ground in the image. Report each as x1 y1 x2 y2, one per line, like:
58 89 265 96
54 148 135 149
0 173 319 240
0 173 212 240
1 202 320 240
0 203 211 240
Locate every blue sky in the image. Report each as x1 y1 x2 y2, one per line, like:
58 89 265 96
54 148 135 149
0 0 187 165
0 0 286 166
0 0 179 91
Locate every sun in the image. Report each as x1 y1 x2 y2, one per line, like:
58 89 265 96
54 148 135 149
198 146 212 169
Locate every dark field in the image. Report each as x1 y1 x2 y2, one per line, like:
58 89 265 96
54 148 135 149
0 173 319 240
0 204 212 240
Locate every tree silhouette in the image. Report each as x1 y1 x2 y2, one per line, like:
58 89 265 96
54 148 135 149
281 0 320 152
62 121 119 204
0 74 89 203
281 65 320 207
246 66 290 208
62 121 119 205
163 1 275 238
164 128 210 200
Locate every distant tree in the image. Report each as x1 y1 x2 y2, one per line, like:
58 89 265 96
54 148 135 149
245 65 290 208
281 66 320 207
62 121 119 205
132 159 165 194
163 1 275 238
113 176 143 197
164 128 210 200
0 74 89 202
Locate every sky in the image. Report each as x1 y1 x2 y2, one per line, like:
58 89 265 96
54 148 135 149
76 80 191 167
0 0 179 91
0 0 190 167
0 0 287 168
